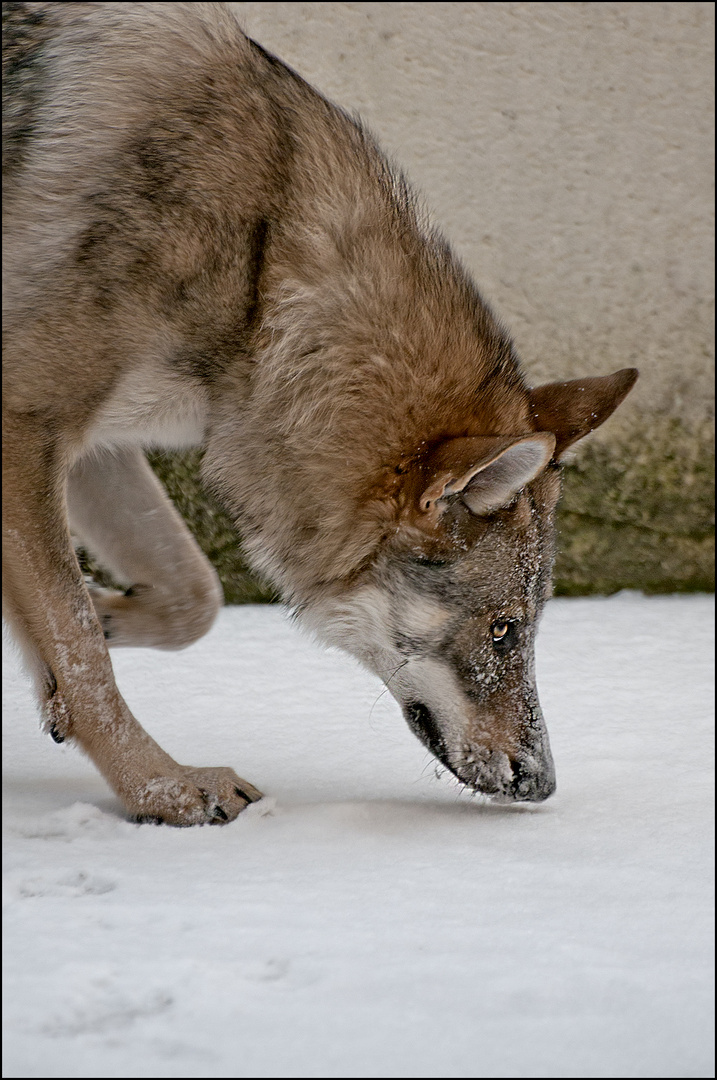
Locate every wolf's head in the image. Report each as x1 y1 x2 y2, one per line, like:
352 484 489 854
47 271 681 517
306 368 637 802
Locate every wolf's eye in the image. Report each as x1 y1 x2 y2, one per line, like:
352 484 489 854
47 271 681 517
491 620 517 651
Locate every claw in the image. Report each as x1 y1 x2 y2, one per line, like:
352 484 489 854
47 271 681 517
235 783 261 803
46 689 71 743
49 722 65 744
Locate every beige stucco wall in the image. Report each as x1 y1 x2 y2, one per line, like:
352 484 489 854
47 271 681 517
231 1 713 425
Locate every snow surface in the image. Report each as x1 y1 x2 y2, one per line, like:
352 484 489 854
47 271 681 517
3 594 714 1079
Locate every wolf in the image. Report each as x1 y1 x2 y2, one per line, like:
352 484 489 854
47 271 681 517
2 2 637 825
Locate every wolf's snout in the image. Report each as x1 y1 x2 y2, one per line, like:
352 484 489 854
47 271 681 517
508 755 556 802
403 700 555 802
457 748 555 803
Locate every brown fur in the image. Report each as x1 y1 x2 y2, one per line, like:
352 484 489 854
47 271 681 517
3 3 637 823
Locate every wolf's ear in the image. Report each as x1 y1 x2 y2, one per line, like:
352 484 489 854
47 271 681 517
529 368 638 459
416 433 555 522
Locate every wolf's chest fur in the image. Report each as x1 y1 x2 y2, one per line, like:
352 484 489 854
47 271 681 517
85 362 210 454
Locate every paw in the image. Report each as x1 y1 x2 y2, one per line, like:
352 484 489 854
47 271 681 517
86 581 220 649
83 583 132 643
129 767 262 826
181 767 263 823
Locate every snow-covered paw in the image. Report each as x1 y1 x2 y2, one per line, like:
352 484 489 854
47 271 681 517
182 766 263 823
131 767 262 826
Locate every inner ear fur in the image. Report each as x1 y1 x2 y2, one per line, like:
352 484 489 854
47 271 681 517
529 367 638 458
409 432 556 526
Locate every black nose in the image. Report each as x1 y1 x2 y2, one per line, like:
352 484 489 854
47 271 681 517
509 756 556 802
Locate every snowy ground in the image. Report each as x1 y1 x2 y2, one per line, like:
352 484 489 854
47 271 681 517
2 594 714 1079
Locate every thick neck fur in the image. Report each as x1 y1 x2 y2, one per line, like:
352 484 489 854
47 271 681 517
205 81 533 603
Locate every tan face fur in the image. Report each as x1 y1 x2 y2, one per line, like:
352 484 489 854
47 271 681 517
305 465 562 802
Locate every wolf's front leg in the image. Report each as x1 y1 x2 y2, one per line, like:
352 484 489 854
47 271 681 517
2 421 261 824
67 447 223 650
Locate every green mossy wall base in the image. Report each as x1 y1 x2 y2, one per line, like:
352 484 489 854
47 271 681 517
554 418 714 595
77 422 714 601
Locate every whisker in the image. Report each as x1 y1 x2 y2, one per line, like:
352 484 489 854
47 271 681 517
367 658 409 727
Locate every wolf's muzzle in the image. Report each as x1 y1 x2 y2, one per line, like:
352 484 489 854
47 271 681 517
507 754 556 802
404 701 555 802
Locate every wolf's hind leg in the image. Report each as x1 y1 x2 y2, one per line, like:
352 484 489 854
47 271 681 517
68 447 223 649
